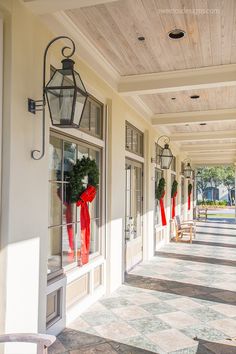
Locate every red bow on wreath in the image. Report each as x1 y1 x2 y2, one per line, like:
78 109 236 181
77 185 97 265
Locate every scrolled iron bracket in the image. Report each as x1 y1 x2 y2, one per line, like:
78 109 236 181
28 36 76 160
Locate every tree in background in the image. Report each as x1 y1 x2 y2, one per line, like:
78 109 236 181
221 166 235 206
197 165 235 205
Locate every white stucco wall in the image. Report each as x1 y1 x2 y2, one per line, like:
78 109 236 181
0 1 189 353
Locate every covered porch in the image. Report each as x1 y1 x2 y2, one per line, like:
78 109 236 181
1 1 236 354
50 221 236 353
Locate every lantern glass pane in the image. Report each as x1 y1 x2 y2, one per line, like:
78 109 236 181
161 148 173 169
184 166 192 178
73 93 87 126
74 71 87 93
47 70 64 87
47 88 74 125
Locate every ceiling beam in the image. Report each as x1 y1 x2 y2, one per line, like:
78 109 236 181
152 108 236 126
118 64 236 96
22 0 118 14
171 130 236 142
181 143 236 152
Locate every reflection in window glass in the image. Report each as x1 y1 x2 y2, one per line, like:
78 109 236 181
79 97 103 138
48 134 102 277
49 136 62 180
48 227 62 274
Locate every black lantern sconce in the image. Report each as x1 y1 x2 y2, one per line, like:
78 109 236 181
151 135 173 170
28 36 88 160
183 159 194 179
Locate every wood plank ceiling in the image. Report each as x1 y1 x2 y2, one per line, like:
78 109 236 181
28 0 236 165
66 0 236 75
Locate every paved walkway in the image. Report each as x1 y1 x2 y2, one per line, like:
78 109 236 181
50 221 236 354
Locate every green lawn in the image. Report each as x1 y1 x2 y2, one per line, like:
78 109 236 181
208 213 235 219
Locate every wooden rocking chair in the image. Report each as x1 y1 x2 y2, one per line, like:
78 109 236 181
174 215 196 243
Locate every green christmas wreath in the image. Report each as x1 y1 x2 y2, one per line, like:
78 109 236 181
69 156 99 203
156 177 166 201
188 183 193 196
171 180 178 198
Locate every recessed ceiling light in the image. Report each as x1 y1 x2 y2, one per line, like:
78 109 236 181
168 29 186 40
200 123 207 126
138 36 145 41
190 95 200 99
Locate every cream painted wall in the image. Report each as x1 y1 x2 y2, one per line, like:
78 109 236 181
0 1 189 351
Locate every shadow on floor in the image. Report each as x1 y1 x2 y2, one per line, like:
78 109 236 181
49 328 155 354
125 274 236 306
197 231 236 238
199 224 236 231
192 240 236 248
195 337 236 354
156 251 236 267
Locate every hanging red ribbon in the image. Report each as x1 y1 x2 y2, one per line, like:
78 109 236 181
188 193 191 210
76 185 97 265
172 192 177 219
160 191 167 226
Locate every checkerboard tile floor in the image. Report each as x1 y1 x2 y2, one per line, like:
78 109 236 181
50 221 236 354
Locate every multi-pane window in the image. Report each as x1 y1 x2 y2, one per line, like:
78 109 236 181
48 133 102 278
154 168 163 226
125 122 144 156
79 96 103 138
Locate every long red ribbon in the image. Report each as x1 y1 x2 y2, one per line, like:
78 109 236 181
77 185 96 265
160 192 167 226
188 193 191 210
172 192 177 219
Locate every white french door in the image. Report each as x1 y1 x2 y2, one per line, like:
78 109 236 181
124 159 143 272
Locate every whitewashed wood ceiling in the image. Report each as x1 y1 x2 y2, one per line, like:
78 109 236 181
23 0 236 164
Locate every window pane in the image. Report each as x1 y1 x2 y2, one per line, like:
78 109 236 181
90 101 102 137
90 219 99 254
79 100 90 133
62 225 76 267
126 123 144 156
126 125 132 150
49 136 62 180
63 142 76 182
48 227 62 274
49 182 61 227
62 192 76 225
77 145 89 160
133 131 138 153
